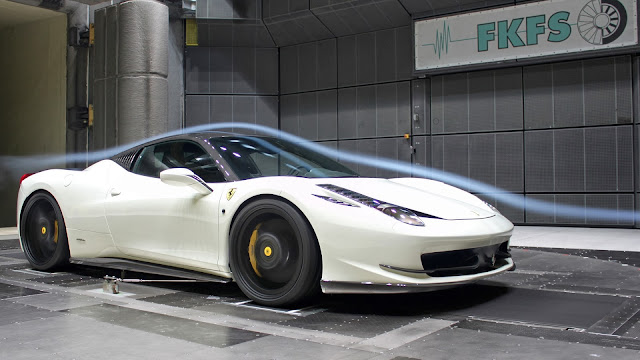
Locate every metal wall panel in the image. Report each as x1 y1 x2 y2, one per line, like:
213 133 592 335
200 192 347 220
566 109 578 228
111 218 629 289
210 48 233 93
338 139 377 177
256 48 279 94
553 62 583 128
281 39 337 94
211 95 234 124
337 26 412 87
524 64 553 129
356 85 376 138
525 57 633 129
317 39 338 90
442 73 468 134
337 35 357 87
356 33 376 85
299 92 319 140
496 132 524 192
185 47 210 94
233 47 257 94
524 130 554 192
525 126 633 194
525 194 555 224
469 134 495 187
468 71 494 132
585 58 618 126
186 47 278 95
376 29 396 83
338 138 411 178
184 95 277 132
432 68 523 135
525 194 635 226
430 134 470 190
615 56 633 124
429 132 523 193
585 126 634 192
554 129 585 192
280 46 298 94
185 95 209 128
495 67 524 130
337 82 411 139
280 90 338 141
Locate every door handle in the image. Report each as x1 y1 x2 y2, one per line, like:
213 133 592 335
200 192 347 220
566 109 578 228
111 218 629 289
110 188 121 196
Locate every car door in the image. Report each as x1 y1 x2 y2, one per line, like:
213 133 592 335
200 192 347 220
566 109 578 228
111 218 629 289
104 140 225 270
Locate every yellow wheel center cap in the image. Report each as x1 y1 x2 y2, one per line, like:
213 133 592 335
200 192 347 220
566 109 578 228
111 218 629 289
264 246 272 257
41 227 46 235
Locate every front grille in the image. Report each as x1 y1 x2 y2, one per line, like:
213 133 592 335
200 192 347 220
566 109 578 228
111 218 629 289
421 241 511 277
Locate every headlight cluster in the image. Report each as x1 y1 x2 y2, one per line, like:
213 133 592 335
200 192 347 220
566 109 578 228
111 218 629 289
316 184 434 226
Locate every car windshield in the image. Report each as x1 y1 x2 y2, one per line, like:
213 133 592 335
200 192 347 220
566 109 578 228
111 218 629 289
209 136 358 180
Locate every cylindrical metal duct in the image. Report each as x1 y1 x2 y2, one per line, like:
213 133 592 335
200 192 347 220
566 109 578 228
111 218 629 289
93 0 169 148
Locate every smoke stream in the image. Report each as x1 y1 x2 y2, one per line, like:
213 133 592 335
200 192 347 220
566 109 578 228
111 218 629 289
1 122 638 224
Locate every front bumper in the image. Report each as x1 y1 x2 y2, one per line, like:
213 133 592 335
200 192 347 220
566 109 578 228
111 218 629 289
313 209 515 288
321 257 514 294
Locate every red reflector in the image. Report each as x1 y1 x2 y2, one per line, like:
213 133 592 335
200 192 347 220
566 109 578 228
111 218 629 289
20 173 34 184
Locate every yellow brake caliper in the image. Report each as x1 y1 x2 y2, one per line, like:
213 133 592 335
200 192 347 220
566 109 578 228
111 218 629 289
248 224 262 277
53 220 59 244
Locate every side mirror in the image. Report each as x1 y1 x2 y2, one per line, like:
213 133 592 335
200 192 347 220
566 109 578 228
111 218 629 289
160 168 213 195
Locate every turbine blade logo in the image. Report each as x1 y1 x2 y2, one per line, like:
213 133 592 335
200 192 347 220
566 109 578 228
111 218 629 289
578 0 627 45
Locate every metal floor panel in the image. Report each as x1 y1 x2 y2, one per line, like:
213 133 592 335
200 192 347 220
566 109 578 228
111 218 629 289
1 232 640 359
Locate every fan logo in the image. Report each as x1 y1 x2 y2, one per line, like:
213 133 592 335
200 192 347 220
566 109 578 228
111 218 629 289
578 0 628 45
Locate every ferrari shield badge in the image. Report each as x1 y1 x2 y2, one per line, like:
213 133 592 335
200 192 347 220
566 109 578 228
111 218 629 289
226 188 236 201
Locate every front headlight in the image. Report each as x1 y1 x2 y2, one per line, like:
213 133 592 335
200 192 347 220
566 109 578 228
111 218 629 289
376 204 424 226
317 184 430 226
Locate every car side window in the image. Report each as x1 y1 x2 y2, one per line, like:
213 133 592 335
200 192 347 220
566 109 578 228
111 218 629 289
131 141 226 183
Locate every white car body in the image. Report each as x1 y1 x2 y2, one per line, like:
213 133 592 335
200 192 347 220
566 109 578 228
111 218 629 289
17 133 514 303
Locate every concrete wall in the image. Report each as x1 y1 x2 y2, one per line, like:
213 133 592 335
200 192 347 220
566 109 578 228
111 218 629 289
0 15 67 227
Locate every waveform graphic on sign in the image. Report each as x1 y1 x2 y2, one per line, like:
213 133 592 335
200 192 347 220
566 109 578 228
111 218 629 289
422 21 477 59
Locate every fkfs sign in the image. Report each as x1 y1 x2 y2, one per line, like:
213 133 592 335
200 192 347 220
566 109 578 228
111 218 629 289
414 0 638 71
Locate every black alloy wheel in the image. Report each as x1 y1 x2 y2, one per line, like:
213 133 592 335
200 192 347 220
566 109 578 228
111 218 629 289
229 198 321 307
20 192 70 271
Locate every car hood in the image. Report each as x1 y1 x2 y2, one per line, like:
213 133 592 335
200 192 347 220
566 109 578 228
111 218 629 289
314 178 495 220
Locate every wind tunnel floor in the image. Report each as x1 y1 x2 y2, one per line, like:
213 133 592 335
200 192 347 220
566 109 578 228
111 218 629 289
1 236 640 359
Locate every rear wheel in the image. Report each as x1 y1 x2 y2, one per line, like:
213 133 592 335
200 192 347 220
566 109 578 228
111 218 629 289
229 199 321 307
20 192 70 271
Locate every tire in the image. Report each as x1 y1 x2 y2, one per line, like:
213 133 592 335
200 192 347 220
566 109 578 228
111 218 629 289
20 192 70 271
229 198 321 307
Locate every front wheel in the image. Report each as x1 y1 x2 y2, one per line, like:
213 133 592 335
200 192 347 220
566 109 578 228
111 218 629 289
229 199 321 307
20 192 70 271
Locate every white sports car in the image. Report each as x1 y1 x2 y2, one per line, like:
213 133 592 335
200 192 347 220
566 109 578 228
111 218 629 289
17 132 514 306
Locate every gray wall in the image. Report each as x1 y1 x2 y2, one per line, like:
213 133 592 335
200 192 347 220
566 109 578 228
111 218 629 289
419 57 635 226
277 33 637 227
186 0 278 131
186 0 639 227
